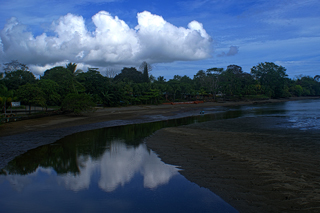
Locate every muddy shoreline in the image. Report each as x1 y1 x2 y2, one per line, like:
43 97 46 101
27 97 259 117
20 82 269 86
0 97 319 212
1 97 317 138
146 117 320 212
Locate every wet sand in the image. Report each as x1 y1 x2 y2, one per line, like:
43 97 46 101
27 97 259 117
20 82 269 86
1 97 319 212
1 97 314 137
1 100 256 168
145 117 320 212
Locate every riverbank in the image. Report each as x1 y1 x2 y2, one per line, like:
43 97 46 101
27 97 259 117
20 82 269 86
0 96 319 212
145 116 320 213
1 96 317 137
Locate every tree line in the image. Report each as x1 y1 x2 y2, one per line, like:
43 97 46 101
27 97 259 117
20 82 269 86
1 60 320 114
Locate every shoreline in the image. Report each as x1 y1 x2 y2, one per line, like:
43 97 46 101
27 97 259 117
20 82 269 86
0 96 319 212
0 96 318 169
1 96 318 137
145 116 320 212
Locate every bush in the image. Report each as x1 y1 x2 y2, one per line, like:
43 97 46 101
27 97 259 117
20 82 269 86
290 85 303 97
61 93 96 115
243 95 270 100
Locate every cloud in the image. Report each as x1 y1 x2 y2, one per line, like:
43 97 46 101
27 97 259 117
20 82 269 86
0 11 212 75
226 45 239 56
217 45 239 57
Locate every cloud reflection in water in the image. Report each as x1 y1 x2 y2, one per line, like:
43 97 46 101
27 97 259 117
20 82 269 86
57 141 179 192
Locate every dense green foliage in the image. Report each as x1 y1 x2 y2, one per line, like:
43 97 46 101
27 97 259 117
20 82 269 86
1 60 320 114
61 93 96 114
3 70 36 91
16 83 46 114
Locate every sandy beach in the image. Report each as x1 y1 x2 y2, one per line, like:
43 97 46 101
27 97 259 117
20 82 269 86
1 97 320 212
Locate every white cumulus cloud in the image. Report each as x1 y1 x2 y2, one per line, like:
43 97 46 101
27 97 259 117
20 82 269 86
0 11 212 75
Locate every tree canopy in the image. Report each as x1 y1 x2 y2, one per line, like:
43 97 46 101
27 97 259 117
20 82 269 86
251 62 288 98
3 70 36 90
1 60 320 115
16 83 46 114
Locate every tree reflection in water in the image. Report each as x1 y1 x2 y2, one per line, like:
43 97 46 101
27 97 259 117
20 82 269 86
1 109 243 176
0 111 242 213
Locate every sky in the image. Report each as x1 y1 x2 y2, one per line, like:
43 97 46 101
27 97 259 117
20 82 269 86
0 0 319 79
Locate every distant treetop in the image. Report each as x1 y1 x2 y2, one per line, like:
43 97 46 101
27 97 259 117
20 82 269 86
3 60 29 73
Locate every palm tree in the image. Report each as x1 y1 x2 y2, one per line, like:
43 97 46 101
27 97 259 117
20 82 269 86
66 63 84 93
101 91 114 106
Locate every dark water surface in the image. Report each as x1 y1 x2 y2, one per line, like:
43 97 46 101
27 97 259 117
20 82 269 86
1 99 319 212
239 98 320 130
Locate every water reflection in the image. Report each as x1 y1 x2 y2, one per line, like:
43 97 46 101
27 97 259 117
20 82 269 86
1 142 179 193
58 142 179 192
0 138 237 213
0 110 242 212
2 100 319 177
1 109 244 177
1 99 320 212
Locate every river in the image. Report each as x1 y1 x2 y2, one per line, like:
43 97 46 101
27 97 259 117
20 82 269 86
0 99 319 212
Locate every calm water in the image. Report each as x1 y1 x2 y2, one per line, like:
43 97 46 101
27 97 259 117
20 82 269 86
238 99 320 130
1 99 319 212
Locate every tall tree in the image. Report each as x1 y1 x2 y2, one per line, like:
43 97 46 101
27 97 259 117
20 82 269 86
41 66 74 97
193 70 207 90
251 62 288 98
66 63 84 93
168 79 181 102
219 69 239 96
156 76 166 83
3 60 29 72
0 84 14 114
114 67 144 83
143 64 150 83
206 67 224 100
77 68 110 104
3 70 36 90
226 64 243 74
37 79 61 110
42 66 71 83
295 75 320 96
16 83 46 114
105 68 119 78
42 66 70 83
61 93 95 115
139 61 152 83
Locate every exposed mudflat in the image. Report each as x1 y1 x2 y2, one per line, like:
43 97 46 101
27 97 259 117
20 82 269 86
1 97 319 212
145 116 320 213
1 98 298 168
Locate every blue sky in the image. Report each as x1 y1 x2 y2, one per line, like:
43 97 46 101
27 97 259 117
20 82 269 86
0 0 319 79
